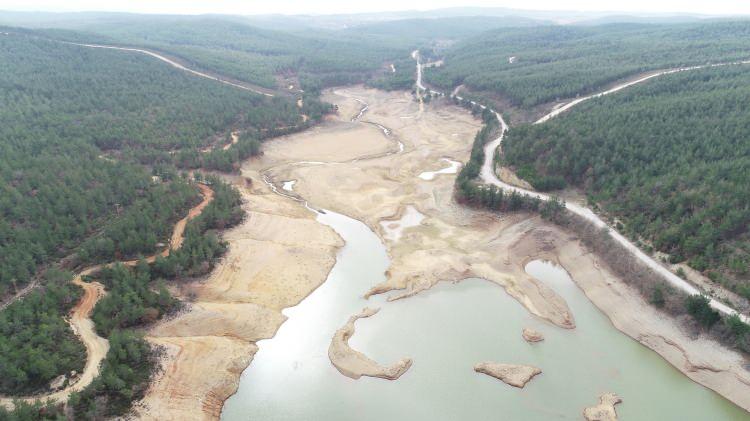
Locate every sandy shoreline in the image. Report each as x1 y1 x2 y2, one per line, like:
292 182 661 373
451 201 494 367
133 176 345 419
133 86 749 419
553 225 750 411
583 393 622 421
328 307 413 380
504 218 750 411
474 362 542 388
283 87 749 412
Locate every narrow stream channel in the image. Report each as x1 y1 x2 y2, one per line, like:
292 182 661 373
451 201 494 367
221 203 747 419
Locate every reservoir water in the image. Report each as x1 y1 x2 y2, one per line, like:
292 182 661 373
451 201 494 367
221 207 748 420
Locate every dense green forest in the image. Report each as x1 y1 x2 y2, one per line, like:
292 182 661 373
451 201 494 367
67 330 154 418
78 182 199 264
72 177 244 418
151 177 244 279
451 101 567 220
346 16 541 43
0 28 298 150
503 65 750 296
5 14 546 96
0 29 309 296
0 174 245 417
0 330 153 420
0 272 84 395
0 331 156 420
29 17 412 93
90 179 242 338
90 263 177 336
447 91 749 354
368 57 418 91
426 21 750 108
0 23 304 408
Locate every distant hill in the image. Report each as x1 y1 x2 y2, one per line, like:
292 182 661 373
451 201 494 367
347 16 546 41
573 14 710 26
4 14 413 92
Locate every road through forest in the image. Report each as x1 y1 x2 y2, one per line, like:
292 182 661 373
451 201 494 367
414 51 750 323
66 42 276 97
0 184 214 408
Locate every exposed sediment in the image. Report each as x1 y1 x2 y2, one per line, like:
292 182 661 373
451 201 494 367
281 87 576 331
517 220 750 411
134 86 750 418
134 178 344 420
473 362 542 388
583 393 622 421
329 307 413 380
522 328 544 343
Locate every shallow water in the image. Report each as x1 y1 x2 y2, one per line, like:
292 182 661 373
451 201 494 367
379 205 425 243
418 158 461 180
221 208 748 420
281 180 296 192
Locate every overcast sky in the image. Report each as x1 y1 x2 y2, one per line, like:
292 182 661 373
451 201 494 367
3 0 750 16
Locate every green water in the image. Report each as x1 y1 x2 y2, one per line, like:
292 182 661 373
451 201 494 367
221 208 749 420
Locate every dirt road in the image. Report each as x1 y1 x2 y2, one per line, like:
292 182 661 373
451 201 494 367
412 50 749 323
66 42 275 97
0 183 214 409
535 59 750 124
269 86 750 411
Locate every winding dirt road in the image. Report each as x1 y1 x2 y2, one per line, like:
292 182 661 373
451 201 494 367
65 42 275 97
413 51 750 323
0 183 214 409
0 280 38 312
0 267 109 408
535 59 750 124
479 113 749 324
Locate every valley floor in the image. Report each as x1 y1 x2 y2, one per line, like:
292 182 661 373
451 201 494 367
133 87 750 420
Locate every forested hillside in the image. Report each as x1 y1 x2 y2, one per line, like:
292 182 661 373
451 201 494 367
28 16 411 93
4 11 750 417
426 21 750 108
0 27 267 411
2 14 545 96
0 274 84 395
347 16 541 42
503 65 750 296
0 30 309 296
358 16 542 92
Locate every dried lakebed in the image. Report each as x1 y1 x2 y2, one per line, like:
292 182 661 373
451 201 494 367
219 88 747 420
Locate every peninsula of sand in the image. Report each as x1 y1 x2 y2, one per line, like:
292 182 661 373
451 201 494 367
132 86 750 419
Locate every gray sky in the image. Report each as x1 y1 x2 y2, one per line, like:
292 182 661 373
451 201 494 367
2 0 750 16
